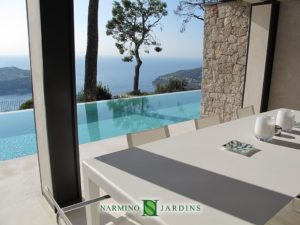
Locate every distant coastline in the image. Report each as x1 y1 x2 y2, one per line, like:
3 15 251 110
0 66 202 96
0 67 31 95
0 56 202 111
153 67 202 90
0 56 202 95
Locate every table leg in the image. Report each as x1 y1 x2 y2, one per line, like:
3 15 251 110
292 196 300 213
83 172 100 225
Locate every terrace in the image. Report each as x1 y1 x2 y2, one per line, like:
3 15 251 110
1 0 300 225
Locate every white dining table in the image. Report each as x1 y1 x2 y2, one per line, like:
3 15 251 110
82 109 300 225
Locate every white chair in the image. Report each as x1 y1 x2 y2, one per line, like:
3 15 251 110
127 126 170 148
43 186 141 225
236 105 255 119
194 114 222 130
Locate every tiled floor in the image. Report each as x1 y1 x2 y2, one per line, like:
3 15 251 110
0 155 56 225
1 121 300 225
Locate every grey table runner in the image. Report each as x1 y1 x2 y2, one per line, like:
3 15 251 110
96 148 293 225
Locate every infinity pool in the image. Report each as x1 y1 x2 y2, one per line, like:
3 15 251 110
0 90 200 161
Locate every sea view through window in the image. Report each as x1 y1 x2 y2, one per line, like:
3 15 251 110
0 0 204 160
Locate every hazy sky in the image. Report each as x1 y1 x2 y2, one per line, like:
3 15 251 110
0 0 204 58
0 0 29 56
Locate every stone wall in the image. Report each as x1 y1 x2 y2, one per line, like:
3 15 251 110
201 1 250 121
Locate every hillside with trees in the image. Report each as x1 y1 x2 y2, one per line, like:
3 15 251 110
152 67 202 91
0 67 32 95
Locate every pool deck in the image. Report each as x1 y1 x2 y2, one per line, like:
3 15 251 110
1 120 300 225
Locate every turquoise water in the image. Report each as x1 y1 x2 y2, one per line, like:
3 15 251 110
0 90 200 161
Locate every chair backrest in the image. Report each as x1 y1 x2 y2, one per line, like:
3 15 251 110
127 126 170 148
194 114 222 130
236 105 255 119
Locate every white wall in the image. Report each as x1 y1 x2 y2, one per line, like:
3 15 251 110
268 1 300 110
243 4 272 113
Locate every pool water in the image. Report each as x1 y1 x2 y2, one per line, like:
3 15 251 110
0 90 200 161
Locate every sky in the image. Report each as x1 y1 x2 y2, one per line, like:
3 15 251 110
0 0 204 59
0 0 29 56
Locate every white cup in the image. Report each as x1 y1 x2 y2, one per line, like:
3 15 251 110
255 116 275 141
276 109 295 132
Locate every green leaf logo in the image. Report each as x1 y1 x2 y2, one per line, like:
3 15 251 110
143 200 158 216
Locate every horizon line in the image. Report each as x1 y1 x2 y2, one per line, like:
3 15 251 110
0 55 203 60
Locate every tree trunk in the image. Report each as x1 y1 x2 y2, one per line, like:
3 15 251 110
84 0 99 102
133 51 142 94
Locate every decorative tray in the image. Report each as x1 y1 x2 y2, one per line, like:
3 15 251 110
222 140 260 157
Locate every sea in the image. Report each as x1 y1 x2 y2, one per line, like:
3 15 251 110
0 56 202 110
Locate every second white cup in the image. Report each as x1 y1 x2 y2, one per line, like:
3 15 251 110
276 109 295 132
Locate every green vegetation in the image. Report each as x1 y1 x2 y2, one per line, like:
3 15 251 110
153 67 201 90
113 91 150 99
96 83 112 100
84 0 168 100
77 83 112 102
77 91 86 102
155 78 188 94
106 0 168 94
19 99 34 110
